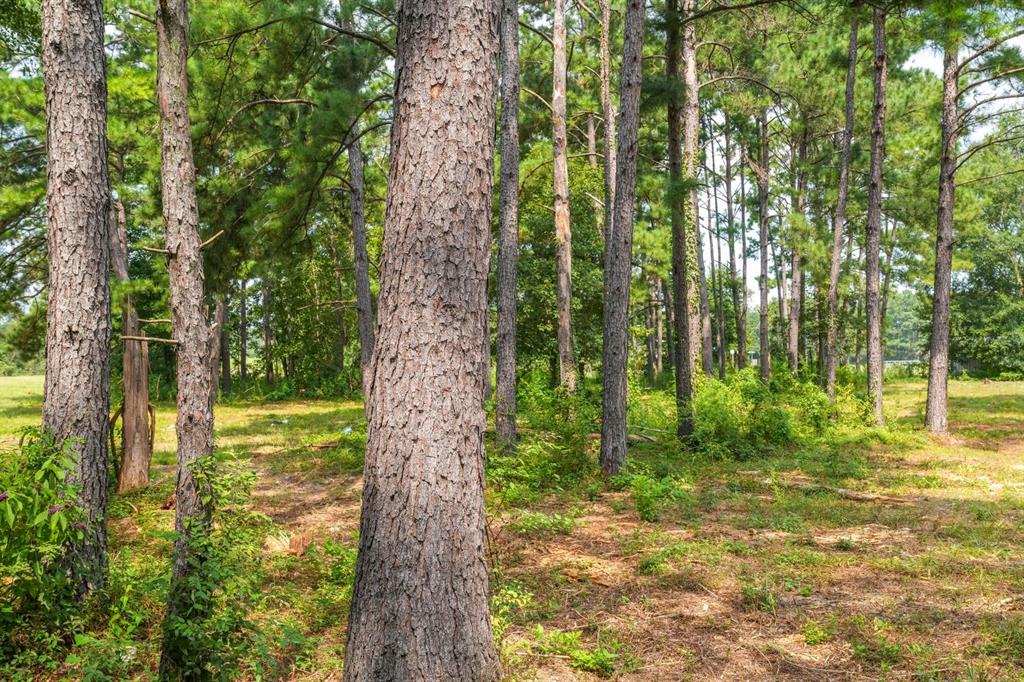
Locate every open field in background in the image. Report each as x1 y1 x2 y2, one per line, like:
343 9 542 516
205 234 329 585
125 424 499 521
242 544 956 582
0 375 1022 679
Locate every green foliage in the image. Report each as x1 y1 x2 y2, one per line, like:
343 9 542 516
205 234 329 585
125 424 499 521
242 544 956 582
510 510 577 536
0 430 86 651
529 626 634 678
740 582 779 613
611 468 694 523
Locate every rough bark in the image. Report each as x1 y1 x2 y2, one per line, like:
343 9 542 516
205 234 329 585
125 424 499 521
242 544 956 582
826 13 859 398
110 200 153 494
155 0 215 675
865 5 887 426
239 279 248 381
340 0 501 678
925 46 959 434
667 0 694 437
599 0 616 242
600 0 645 476
553 0 576 393
756 116 771 381
41 0 112 596
496 0 520 451
349 135 375 392
681 0 703 372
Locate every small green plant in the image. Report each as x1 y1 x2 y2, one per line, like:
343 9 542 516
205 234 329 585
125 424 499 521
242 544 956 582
610 469 693 522
510 510 576 536
802 619 834 645
530 626 632 678
982 614 1024 660
0 429 86 654
740 583 778 613
835 538 855 551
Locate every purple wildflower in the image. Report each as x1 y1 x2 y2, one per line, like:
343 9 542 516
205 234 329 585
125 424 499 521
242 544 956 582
48 504 63 515
74 522 87 530
0 490 7 502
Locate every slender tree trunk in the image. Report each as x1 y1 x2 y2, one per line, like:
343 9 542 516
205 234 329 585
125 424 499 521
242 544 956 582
239 279 248 382
739 161 748 368
664 278 675 371
110 200 153 493
496 0 520 451
41 0 111 597
681 0 703 372
262 281 274 385
697 210 713 376
757 116 771 380
599 0 616 240
667 0 694 437
587 113 603 225
926 46 960 434
865 5 887 426
349 135 375 392
600 0 645 476
341 1 501 677
210 298 225 407
826 13 859 397
553 0 576 393
788 131 807 373
155 0 215 674
220 294 231 394
326 226 348 372
725 125 742 372
708 139 727 379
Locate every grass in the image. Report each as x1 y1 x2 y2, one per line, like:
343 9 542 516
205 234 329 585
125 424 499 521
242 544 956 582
1 375 1023 679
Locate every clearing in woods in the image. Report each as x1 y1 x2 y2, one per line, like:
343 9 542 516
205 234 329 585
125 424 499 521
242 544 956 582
1 375 1022 679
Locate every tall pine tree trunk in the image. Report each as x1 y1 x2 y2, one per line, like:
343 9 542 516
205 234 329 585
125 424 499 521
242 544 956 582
239 279 248 381
826 13 858 397
110 200 153 493
496 0 521 451
738 161 749 368
220 294 231 394
341 0 501 677
262 282 274 385
599 0 616 241
349 135 375 392
155 0 215 674
725 125 742 371
926 46 960 434
757 115 771 381
681 0 703 373
667 0 695 437
210 298 225 407
865 5 888 426
600 0 645 476
41 0 112 596
788 131 807 373
553 0 576 393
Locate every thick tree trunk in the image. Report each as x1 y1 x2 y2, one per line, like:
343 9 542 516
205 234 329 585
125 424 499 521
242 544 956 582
926 46 960 434
155 0 215 675
826 14 859 398
341 1 501 678
667 0 694 437
349 136 375 392
756 116 771 381
110 201 153 494
865 6 887 426
600 0 645 476
599 0 616 241
239 279 248 381
262 281 274 385
41 0 112 596
496 0 520 451
553 0 576 393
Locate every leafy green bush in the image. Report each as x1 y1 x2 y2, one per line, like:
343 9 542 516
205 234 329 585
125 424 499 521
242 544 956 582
0 430 87 652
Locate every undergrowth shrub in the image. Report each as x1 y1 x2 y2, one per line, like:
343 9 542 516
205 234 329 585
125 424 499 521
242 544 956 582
0 429 86 658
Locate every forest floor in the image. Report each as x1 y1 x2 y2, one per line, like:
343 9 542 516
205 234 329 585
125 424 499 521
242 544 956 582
1 376 1023 680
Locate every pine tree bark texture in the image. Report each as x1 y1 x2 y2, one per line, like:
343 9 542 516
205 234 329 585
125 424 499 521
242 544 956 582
110 200 153 493
349 135 375 392
724 125 743 371
788 132 807 373
155 0 215 674
496 0 521 451
667 0 695 438
553 0 576 393
865 5 887 426
926 46 959 434
600 0 645 476
41 0 112 595
599 0 616 242
681 0 704 375
340 0 501 678
826 13 859 398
